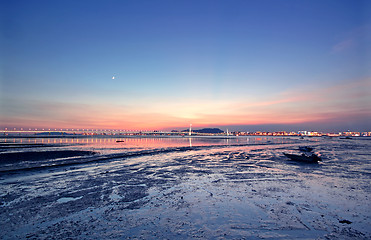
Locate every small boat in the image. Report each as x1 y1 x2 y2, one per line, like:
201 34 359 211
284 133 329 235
283 153 321 163
299 146 313 152
116 140 125 143
340 136 352 139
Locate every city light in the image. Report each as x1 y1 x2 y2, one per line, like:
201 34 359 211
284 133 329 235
1 127 370 137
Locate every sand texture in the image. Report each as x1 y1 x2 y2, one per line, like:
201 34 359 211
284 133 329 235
0 137 370 239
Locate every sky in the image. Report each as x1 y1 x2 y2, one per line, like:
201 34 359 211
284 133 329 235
1 0 371 132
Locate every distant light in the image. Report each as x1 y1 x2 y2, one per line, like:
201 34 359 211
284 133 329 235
112 76 115 80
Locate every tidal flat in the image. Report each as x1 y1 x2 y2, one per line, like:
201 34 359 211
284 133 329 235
0 136 370 239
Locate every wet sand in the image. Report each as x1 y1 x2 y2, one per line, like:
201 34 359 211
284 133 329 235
0 150 96 163
0 137 370 239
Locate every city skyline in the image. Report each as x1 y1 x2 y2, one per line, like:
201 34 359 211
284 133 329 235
1 0 371 132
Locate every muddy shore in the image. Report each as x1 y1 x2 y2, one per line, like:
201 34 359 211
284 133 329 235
0 137 370 239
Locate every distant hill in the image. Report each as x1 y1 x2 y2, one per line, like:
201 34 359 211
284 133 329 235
195 128 224 133
181 128 224 134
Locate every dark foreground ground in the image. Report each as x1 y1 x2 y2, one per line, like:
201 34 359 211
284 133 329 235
0 137 370 239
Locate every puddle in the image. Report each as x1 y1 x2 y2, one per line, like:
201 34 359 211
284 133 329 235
57 196 83 203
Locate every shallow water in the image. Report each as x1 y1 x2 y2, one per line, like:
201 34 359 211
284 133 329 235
0 136 370 239
0 136 297 172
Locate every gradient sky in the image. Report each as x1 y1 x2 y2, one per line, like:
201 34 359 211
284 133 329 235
1 0 371 132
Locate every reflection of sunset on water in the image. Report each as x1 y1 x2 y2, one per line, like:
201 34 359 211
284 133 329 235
1 136 296 155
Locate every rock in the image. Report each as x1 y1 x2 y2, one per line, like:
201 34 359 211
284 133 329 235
339 219 352 224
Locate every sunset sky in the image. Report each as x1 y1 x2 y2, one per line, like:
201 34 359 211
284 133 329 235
1 0 371 132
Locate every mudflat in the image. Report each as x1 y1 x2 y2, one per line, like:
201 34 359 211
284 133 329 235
0 136 370 239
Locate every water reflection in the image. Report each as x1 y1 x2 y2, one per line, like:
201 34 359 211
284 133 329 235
0 136 298 154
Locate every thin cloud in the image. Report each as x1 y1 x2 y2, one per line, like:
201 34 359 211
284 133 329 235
331 24 371 54
331 39 354 53
1 78 370 130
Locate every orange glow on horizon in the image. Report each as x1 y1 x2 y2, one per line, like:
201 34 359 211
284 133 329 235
2 78 370 131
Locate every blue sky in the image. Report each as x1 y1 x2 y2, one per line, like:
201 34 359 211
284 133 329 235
1 0 370 131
